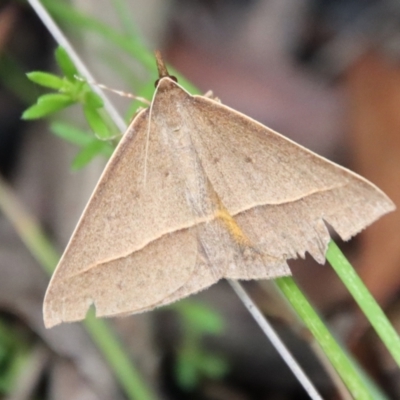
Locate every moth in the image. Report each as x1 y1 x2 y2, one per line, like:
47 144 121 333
43 52 395 328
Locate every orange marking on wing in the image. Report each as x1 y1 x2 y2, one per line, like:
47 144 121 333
214 200 251 246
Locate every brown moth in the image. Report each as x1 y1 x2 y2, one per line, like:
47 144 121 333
43 52 395 328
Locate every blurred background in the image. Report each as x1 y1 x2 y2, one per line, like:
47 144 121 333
0 0 399 399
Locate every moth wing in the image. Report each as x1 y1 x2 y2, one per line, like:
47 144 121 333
118 217 292 315
44 109 202 327
185 94 395 275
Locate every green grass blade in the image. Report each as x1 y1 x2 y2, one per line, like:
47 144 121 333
326 240 400 367
275 276 375 400
112 0 141 40
84 311 156 400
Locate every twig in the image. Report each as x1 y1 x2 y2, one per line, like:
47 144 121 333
228 280 323 400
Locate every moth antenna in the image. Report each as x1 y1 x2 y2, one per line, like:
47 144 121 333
74 75 151 105
154 50 170 78
154 51 177 86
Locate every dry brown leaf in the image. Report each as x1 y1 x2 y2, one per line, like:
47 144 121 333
346 51 400 306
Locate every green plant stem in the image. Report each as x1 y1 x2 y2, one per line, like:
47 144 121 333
276 276 373 400
84 313 155 400
0 176 156 400
0 176 59 275
326 240 400 367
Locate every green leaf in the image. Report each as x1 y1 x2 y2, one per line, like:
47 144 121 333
55 46 78 80
71 140 105 170
51 122 114 160
26 71 66 90
83 105 111 139
83 91 104 109
37 93 72 103
50 121 93 147
197 354 228 378
174 301 224 335
100 142 114 158
22 94 74 119
175 351 199 390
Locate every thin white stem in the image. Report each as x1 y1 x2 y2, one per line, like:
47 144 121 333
228 280 323 400
27 0 127 133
